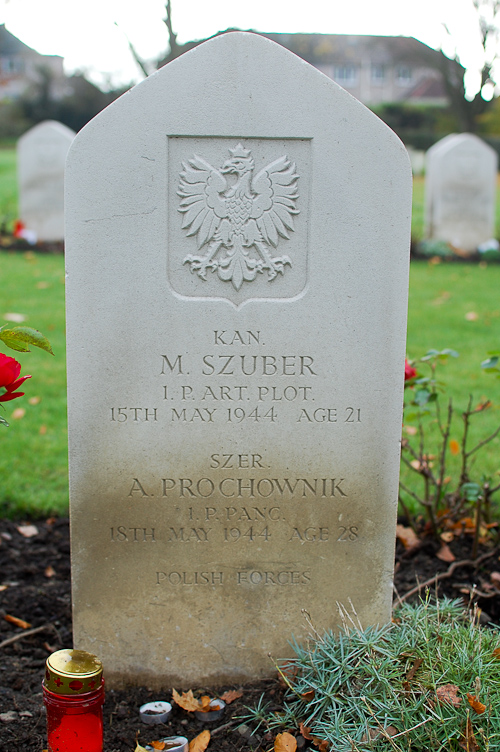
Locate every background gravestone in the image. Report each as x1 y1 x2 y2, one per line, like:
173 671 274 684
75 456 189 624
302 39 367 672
65 32 412 687
425 133 497 253
17 120 75 242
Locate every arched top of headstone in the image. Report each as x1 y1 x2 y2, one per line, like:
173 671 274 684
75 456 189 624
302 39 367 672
18 119 76 146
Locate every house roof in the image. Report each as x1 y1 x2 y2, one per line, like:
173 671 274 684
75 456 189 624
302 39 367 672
0 24 62 59
260 32 446 67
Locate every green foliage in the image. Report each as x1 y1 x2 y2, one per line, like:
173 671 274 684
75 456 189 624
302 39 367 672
0 324 53 354
241 599 500 751
401 348 500 550
0 252 68 517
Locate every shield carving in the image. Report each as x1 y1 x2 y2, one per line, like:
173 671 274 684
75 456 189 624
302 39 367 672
167 136 310 307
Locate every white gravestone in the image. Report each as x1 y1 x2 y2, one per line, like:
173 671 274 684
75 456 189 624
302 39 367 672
17 120 75 242
65 32 412 687
425 133 497 253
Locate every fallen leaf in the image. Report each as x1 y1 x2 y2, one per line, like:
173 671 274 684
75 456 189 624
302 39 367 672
493 647 500 659
449 439 460 455
220 689 243 704
436 544 456 563
151 743 166 750
36 281 50 289
134 743 148 752
12 408 25 420
172 689 210 713
404 425 417 435
437 684 461 707
189 729 210 752
195 696 213 713
274 732 297 752
17 524 38 538
299 723 313 740
396 524 420 551
406 657 423 681
440 532 454 543
44 565 56 578
301 689 315 701
467 693 486 714
465 311 479 321
361 726 398 743
39 425 47 435
4 614 32 629
312 739 330 752
459 717 480 751
28 396 41 405
3 312 26 322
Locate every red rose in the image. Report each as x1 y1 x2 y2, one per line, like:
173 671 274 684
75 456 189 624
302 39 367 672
0 353 31 402
404 359 417 381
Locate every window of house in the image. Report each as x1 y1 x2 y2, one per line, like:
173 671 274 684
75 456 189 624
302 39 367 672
1 57 24 75
333 65 358 86
396 66 412 84
371 64 385 83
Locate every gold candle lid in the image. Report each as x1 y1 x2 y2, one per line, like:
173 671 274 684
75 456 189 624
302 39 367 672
44 649 103 695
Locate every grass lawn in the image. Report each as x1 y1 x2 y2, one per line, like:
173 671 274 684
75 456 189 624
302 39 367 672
1 253 499 518
0 145 499 518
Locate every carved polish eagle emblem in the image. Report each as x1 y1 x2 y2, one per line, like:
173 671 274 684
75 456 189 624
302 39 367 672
178 144 300 291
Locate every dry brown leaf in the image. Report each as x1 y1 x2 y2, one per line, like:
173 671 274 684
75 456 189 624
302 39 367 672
44 565 56 578
449 439 460 455
436 543 456 563
4 614 32 629
134 743 148 752
436 684 461 707
39 425 47 435
467 693 486 714
274 732 297 752
17 524 38 538
396 524 420 551
151 742 166 750
406 657 423 681
195 696 213 713
465 311 479 321
493 647 500 659
299 723 313 740
405 425 417 435
440 532 454 543
301 689 315 701
12 407 25 420
313 739 330 752
28 396 41 405
220 689 243 704
172 689 201 712
459 717 480 751
278 660 298 686
189 729 210 752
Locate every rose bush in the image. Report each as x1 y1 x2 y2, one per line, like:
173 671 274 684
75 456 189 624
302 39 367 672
0 323 53 427
0 353 31 402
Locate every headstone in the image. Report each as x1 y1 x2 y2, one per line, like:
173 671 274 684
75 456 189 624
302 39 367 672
17 120 75 242
65 32 412 688
425 133 497 253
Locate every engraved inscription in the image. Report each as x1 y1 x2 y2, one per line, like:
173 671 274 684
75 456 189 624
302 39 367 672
179 144 299 290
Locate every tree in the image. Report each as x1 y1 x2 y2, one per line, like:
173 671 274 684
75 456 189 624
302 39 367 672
438 0 500 132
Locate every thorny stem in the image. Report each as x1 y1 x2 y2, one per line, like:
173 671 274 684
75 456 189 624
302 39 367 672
459 395 474 487
436 399 453 514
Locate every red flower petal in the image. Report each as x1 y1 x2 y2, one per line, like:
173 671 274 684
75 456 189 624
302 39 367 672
0 391 25 402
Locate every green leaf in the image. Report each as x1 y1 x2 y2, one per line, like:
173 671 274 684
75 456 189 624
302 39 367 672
413 389 431 407
461 482 481 502
0 327 54 355
439 349 459 358
481 356 499 371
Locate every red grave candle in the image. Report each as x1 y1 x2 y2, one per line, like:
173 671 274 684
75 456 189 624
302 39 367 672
43 649 104 752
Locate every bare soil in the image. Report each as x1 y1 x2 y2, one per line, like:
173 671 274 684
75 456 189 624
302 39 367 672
1 517 499 751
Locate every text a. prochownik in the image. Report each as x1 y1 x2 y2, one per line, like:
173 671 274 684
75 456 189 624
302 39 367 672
127 476 348 499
